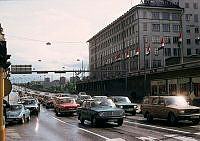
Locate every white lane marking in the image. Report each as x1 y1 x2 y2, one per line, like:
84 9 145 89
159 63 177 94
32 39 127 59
6 129 21 139
194 132 200 135
52 116 110 140
106 138 126 141
136 136 157 141
165 134 197 141
125 120 191 134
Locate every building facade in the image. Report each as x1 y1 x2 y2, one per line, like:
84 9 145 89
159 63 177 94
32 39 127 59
88 0 183 80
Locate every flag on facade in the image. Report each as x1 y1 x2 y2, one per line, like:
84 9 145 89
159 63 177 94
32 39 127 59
134 47 140 56
178 32 182 42
126 48 130 58
158 38 165 50
160 38 165 48
115 52 121 61
145 43 151 55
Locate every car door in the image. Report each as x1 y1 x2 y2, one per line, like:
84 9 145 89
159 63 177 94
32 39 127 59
158 98 167 119
151 98 160 118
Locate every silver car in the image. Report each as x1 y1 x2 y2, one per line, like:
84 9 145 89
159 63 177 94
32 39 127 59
6 104 31 124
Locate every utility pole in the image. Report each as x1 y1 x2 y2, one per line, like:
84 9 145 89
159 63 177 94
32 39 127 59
0 68 5 141
0 24 11 141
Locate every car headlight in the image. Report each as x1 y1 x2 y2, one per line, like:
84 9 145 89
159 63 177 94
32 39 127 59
179 110 185 114
17 113 23 118
117 105 123 109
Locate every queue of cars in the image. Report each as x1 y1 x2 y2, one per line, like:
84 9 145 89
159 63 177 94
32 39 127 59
6 95 40 125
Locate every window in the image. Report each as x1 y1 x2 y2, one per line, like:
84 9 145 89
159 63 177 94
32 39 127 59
173 36 179 44
172 24 180 32
194 3 198 9
143 11 147 18
185 14 191 21
173 48 180 56
165 48 171 56
195 39 200 45
143 23 147 31
172 13 181 21
162 24 170 32
195 27 199 33
186 25 190 33
187 48 191 56
152 12 160 20
194 14 199 22
162 12 170 20
152 24 160 32
151 36 160 44
196 49 200 55
187 39 191 45
153 60 161 68
164 36 171 44
185 3 189 8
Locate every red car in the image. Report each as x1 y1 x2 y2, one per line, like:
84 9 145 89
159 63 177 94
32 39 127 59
55 97 79 116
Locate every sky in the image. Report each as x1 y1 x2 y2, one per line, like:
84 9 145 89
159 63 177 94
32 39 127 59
0 0 141 82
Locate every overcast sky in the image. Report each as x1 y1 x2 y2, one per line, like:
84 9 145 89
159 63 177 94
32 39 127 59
0 0 140 81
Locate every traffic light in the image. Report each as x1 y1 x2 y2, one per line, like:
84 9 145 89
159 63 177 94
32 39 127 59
0 41 11 69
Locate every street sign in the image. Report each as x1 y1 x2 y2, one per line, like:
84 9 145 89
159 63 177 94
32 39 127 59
11 65 32 74
4 79 12 97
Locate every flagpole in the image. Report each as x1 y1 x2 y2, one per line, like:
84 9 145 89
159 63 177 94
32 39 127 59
150 48 152 69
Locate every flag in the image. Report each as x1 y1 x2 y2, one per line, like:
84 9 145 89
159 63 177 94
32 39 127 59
160 38 165 48
145 44 151 55
134 47 140 56
115 52 121 61
158 38 165 50
126 48 130 58
178 32 182 42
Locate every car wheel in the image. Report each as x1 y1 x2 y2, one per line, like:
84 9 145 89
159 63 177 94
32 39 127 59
168 113 177 125
80 115 84 125
91 116 97 127
27 115 31 122
35 111 39 116
117 119 123 126
192 119 199 125
146 112 153 122
20 115 25 124
55 110 59 116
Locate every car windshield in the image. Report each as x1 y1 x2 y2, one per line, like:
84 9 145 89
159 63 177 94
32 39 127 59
10 105 22 111
92 99 116 107
165 97 188 106
113 97 131 103
81 95 91 100
23 100 36 105
58 98 75 104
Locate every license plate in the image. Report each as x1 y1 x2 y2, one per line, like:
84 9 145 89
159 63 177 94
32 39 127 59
126 108 134 111
108 119 117 122
191 115 199 119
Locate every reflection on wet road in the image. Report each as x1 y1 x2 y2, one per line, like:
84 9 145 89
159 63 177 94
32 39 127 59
6 106 200 141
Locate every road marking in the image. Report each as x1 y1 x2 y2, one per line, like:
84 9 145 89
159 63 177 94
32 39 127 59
6 128 21 139
106 138 126 141
136 136 157 141
165 134 197 141
52 116 110 140
194 132 200 135
125 120 191 134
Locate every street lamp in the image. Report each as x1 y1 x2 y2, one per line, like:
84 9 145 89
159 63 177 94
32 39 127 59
76 59 84 79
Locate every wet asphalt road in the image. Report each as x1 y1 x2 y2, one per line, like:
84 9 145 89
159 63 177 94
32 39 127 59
6 106 200 141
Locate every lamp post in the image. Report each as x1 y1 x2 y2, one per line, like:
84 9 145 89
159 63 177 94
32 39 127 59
76 59 83 79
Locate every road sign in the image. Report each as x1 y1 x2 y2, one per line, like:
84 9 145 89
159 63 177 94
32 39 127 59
4 79 12 97
11 65 32 74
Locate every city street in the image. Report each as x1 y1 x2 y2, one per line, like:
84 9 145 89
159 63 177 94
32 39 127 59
6 106 200 141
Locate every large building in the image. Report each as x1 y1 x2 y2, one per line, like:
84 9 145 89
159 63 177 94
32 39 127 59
87 0 200 80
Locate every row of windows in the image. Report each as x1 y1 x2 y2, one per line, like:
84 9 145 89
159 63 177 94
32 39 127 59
95 25 138 51
150 24 181 32
185 2 198 9
96 13 137 43
151 12 181 21
95 11 181 44
185 14 199 22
